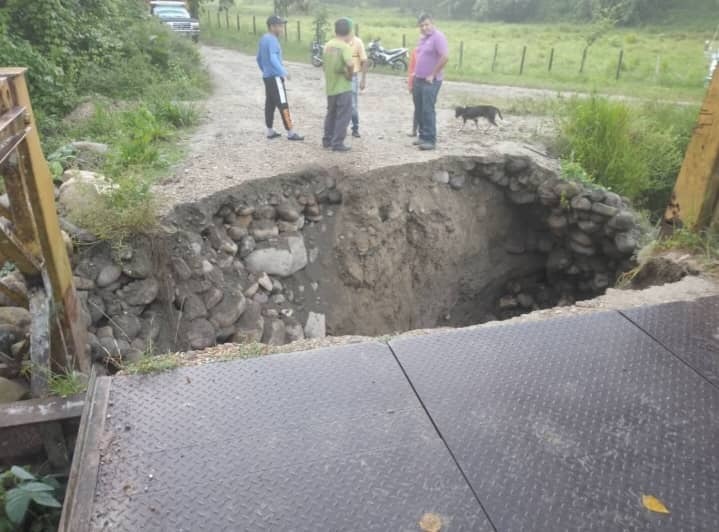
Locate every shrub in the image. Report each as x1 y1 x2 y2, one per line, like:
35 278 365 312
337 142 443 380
559 96 695 218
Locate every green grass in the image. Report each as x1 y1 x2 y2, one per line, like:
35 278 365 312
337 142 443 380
123 353 182 375
47 371 87 398
199 2 711 101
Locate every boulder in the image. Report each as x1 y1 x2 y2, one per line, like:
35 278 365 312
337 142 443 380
304 312 326 339
57 171 114 217
262 319 286 346
227 225 249 241
570 196 592 211
591 203 619 218
284 318 305 342
0 377 29 403
117 278 160 307
206 225 238 255
177 293 207 321
449 174 466 189
96 264 122 288
186 319 216 350
110 314 142 341
254 205 277 220
608 211 635 232
250 220 279 241
276 201 302 222
209 293 247 329
232 302 264 343
203 288 224 310
171 257 193 281
0 272 28 307
245 236 308 277
239 236 256 258
615 232 638 255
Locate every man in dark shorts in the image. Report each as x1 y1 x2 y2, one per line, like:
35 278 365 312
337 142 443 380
257 15 304 141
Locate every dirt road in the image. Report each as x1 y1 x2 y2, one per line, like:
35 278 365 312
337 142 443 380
155 45 555 211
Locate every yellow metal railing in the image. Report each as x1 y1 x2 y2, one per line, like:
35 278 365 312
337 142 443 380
0 68 88 395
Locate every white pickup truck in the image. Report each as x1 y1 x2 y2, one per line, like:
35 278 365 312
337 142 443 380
150 1 200 42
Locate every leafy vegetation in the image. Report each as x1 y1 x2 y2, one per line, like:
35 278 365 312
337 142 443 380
0 467 64 532
557 95 695 218
658 227 719 263
47 370 88 398
123 353 181 375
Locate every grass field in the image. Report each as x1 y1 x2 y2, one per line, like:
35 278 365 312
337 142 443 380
200 1 715 101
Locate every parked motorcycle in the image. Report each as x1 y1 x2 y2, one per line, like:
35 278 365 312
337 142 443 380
311 41 323 67
367 39 408 71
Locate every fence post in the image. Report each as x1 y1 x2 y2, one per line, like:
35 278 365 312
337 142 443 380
491 43 498 72
283 21 288 41
402 34 406 48
216 10 220 29
316 21 320 42
459 41 464 68
519 45 527 75
548 47 554 72
616 49 624 80
297 20 301 41
253 15 257 35
225 10 229 29
655 54 661 80
579 46 588 74
237 14 240 31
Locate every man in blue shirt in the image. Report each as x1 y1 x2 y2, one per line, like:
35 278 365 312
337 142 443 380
257 15 304 141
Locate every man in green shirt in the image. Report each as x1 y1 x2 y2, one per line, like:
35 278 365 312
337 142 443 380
322 18 354 152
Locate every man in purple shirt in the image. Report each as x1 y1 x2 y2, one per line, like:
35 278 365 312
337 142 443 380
412 14 449 151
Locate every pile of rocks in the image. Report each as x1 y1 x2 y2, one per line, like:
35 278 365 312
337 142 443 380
435 152 642 317
71 178 341 365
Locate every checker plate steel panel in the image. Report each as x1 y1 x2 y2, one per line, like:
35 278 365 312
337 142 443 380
622 296 719 388
390 312 719 531
88 342 491 531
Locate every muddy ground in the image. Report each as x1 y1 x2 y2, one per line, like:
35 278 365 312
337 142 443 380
154 45 555 213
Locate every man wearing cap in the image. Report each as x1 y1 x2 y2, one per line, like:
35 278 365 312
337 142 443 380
347 20 368 138
322 18 354 152
412 13 448 151
257 15 304 141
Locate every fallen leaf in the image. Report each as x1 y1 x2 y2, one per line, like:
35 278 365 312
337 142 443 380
419 512 442 532
642 495 670 514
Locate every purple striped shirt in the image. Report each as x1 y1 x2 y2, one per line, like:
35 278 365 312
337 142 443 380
414 29 449 80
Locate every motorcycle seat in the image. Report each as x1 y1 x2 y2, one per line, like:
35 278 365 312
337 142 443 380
383 48 405 54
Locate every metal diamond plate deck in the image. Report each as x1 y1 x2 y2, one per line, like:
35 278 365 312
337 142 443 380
84 342 492 531
390 311 719 532
622 296 719 388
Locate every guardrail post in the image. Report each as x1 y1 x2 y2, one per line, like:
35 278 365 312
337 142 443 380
579 46 588 74
519 45 527 75
548 47 554 72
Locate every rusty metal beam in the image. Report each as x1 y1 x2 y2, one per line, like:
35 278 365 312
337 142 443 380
0 218 40 275
664 67 719 230
5 70 88 373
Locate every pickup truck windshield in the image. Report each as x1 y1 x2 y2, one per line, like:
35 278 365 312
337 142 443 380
155 7 190 19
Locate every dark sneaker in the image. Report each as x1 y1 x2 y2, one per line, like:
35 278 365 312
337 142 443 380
288 133 305 141
351 130 361 138
267 132 282 139
412 138 423 146
322 141 331 149
418 143 436 151
407 131 418 137
332 145 351 152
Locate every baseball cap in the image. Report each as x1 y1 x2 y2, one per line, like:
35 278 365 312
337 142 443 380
267 15 286 26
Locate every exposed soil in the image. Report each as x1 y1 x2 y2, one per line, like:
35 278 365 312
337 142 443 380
154 45 554 214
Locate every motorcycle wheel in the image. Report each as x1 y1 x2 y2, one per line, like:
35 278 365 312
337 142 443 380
312 57 322 67
391 58 408 71
367 58 376 70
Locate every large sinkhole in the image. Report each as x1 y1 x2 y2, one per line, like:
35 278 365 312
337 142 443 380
72 147 642 361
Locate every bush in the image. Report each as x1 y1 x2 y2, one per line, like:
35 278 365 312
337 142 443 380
559 96 695 218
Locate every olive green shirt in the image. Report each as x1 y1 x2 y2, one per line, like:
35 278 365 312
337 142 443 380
323 38 353 96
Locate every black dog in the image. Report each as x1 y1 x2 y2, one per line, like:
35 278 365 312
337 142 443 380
455 105 503 129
